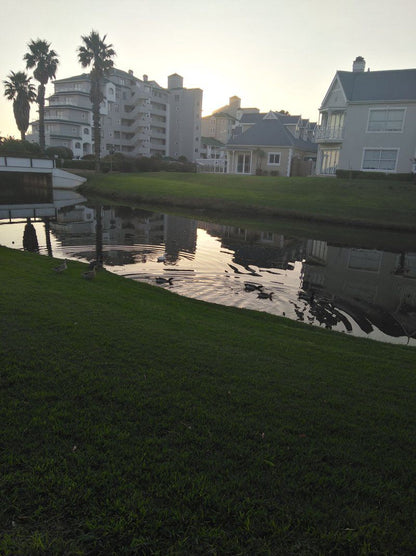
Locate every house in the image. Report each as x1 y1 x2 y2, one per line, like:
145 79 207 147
201 96 259 144
225 111 317 176
316 57 416 175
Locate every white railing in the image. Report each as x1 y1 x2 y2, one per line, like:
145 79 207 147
315 126 344 142
0 157 54 169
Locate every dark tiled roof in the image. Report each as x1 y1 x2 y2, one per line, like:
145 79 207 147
201 137 225 147
239 112 301 124
227 118 316 151
337 69 416 102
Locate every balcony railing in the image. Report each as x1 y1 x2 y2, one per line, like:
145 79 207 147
315 125 344 142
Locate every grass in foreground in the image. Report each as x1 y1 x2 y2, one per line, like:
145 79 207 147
81 172 416 231
1 247 416 554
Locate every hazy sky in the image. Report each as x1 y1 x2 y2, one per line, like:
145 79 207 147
1 0 415 137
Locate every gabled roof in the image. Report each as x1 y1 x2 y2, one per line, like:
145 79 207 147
337 69 416 102
201 137 225 147
240 112 301 125
54 74 90 84
227 118 316 151
203 111 237 121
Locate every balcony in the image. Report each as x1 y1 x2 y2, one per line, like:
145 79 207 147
315 125 344 142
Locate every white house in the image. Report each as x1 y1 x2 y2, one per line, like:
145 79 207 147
316 57 416 175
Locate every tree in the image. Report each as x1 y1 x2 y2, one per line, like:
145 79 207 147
24 39 59 150
77 31 115 172
3 71 36 140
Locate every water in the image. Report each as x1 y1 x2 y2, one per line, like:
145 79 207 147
1 200 416 346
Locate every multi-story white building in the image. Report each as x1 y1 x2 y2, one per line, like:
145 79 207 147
167 74 202 161
316 57 416 175
29 69 202 161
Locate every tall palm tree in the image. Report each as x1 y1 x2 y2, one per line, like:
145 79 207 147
77 31 115 172
24 39 59 150
3 71 37 140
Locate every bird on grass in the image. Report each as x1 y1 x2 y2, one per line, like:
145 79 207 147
82 265 96 280
53 259 68 273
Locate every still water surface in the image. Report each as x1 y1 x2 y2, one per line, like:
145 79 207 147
1 199 415 346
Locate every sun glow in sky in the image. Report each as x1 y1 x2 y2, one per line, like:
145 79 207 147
1 0 415 137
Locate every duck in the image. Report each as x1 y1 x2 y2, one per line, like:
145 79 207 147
244 283 263 292
53 259 68 273
157 254 166 263
156 277 173 285
257 291 273 300
82 265 96 280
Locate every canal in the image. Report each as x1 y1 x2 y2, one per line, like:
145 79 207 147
1 195 415 346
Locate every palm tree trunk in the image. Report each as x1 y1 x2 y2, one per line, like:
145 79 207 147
37 84 45 150
93 103 101 172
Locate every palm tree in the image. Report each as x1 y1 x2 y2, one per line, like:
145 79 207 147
3 71 37 140
24 39 59 150
77 31 115 172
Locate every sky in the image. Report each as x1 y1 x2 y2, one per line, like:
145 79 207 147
1 0 415 138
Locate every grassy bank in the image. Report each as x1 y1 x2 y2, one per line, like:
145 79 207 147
81 172 416 231
1 246 416 554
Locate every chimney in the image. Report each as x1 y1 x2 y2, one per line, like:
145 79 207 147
352 56 366 72
128 69 133 75
143 74 148 82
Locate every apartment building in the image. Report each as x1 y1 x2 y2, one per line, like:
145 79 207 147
29 69 202 161
167 74 202 161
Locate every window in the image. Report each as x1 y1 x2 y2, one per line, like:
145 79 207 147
367 109 405 132
84 128 89 135
362 149 398 171
268 153 281 165
348 249 381 272
75 142 81 149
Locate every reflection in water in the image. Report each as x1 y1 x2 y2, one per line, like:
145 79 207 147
23 218 39 253
1 201 415 346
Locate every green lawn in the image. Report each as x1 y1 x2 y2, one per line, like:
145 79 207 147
81 172 416 231
1 247 416 554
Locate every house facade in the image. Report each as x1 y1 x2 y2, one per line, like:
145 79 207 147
226 111 316 176
316 57 416 175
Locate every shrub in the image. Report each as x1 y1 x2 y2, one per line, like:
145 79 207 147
336 169 413 181
63 159 95 170
45 146 73 159
0 138 43 156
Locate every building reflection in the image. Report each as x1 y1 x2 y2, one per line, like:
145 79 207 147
303 240 416 340
200 221 305 270
50 206 198 266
